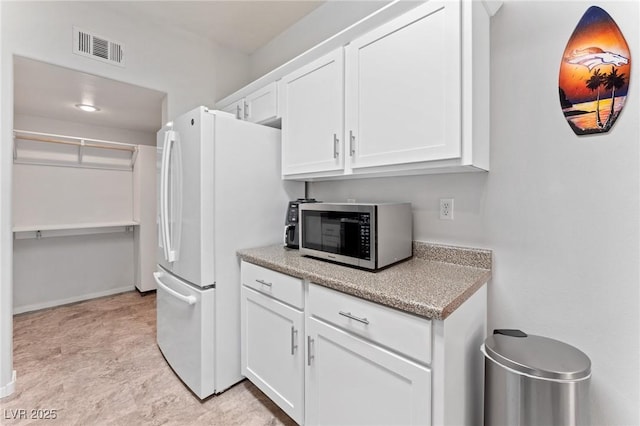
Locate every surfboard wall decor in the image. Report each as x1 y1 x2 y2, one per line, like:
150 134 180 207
559 6 630 135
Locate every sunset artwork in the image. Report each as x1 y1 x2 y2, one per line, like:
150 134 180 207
559 6 631 135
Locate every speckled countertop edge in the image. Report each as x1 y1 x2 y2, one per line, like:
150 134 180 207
237 241 492 321
412 241 492 269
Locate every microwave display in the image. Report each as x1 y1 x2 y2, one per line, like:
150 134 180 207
301 211 371 261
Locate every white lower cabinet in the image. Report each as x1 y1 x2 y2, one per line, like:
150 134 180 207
241 263 305 424
305 317 431 426
305 283 432 426
240 261 487 425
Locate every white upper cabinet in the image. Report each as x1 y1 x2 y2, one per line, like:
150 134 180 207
345 1 461 171
280 0 493 181
280 49 345 176
217 82 279 125
245 82 279 124
220 99 244 120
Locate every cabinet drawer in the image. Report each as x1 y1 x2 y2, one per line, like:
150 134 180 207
241 261 304 309
308 283 431 364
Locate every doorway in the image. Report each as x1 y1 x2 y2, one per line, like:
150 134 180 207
12 56 165 313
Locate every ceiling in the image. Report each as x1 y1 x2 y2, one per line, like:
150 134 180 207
13 1 325 135
102 1 325 55
14 56 166 134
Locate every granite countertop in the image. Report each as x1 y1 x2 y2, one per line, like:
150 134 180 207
237 242 492 320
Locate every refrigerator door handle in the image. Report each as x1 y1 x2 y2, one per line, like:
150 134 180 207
154 272 196 305
160 130 177 262
159 131 171 261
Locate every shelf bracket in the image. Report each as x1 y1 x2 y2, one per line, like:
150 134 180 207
130 146 139 169
78 139 85 164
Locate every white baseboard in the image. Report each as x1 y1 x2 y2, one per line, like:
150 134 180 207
0 370 16 399
13 286 135 315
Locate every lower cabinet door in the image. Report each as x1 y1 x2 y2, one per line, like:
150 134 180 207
306 317 432 426
241 286 304 424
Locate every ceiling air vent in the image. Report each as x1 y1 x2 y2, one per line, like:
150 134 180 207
73 27 125 67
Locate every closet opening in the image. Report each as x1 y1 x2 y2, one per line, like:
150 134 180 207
12 56 166 314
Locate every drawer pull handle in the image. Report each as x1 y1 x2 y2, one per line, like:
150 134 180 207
307 336 314 366
339 311 369 325
291 326 298 355
255 279 272 287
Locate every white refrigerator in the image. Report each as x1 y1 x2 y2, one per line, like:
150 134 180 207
154 106 302 399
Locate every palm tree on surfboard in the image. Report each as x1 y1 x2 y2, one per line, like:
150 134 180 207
585 68 605 128
603 66 626 129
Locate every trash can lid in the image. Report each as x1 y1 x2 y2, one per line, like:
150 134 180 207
484 330 591 380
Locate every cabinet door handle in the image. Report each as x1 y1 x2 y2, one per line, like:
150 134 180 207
349 130 356 157
333 134 340 159
244 101 249 119
235 104 242 120
339 311 369 325
255 279 272 287
307 336 314 366
291 326 298 355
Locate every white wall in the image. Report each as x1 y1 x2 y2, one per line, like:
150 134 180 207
1 1 249 123
486 3 638 423
12 158 137 312
11 114 139 313
0 0 14 400
0 1 249 395
13 233 135 314
12 112 159 306
13 165 133 227
248 1 392 80
309 1 639 424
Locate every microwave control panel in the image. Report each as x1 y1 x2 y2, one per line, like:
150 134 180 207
359 214 371 260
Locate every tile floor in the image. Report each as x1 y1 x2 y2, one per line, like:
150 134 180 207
0 291 295 425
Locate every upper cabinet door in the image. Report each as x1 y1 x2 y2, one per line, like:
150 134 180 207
245 82 278 124
280 48 345 177
220 99 244 120
345 1 462 170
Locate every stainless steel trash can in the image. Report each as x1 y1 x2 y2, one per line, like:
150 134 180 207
482 329 591 426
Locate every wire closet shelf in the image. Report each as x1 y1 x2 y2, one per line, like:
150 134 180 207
13 129 139 170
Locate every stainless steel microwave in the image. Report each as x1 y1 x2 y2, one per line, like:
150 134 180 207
299 202 412 270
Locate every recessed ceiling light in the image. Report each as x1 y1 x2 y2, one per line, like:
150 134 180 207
75 103 100 112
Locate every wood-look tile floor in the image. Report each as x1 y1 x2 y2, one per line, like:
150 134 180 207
0 291 296 426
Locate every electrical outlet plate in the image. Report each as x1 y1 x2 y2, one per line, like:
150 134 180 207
440 198 454 220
